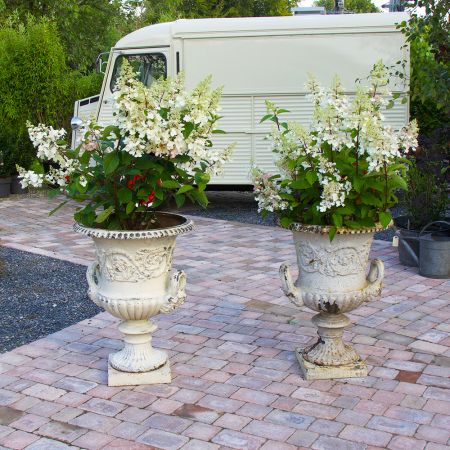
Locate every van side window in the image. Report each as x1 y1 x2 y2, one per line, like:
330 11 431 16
110 53 167 91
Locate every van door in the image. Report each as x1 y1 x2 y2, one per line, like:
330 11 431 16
97 49 169 126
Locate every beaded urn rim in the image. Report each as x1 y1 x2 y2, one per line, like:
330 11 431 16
286 222 389 235
74 212 194 239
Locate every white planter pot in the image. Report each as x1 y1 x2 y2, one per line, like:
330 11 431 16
280 224 384 380
74 212 193 386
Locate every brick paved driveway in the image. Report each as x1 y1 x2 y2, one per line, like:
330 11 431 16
0 196 449 450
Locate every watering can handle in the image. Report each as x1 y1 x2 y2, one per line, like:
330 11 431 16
419 221 450 237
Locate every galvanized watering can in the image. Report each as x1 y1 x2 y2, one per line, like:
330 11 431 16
397 221 450 279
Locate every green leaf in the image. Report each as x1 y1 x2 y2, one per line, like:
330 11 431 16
260 114 272 123
280 217 294 228
95 206 114 223
388 174 408 190
118 187 132 203
161 180 180 189
103 152 120 175
306 171 317 185
47 189 60 199
332 213 343 228
277 108 290 114
49 200 68 216
190 190 208 208
290 178 310 189
174 194 185 208
177 185 193 194
183 122 194 139
212 129 226 134
379 211 392 228
126 202 135 215
328 227 337 242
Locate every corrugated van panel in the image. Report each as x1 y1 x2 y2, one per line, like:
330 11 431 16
253 134 278 174
218 97 252 132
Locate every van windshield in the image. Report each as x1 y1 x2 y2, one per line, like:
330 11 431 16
110 53 167 91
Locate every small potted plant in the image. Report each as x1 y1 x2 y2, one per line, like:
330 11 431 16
18 61 233 386
252 61 418 379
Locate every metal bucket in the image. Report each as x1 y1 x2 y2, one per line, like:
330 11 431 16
395 217 419 267
419 221 450 279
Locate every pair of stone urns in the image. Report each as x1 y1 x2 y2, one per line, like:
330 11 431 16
75 211 384 386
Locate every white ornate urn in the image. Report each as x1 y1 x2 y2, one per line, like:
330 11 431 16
74 212 193 386
280 224 384 380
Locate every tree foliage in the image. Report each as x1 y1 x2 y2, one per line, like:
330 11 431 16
313 0 379 13
0 0 130 70
0 17 102 175
397 0 449 134
141 0 295 24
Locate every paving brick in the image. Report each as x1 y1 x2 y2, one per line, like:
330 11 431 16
385 406 433 425
211 429 265 450
137 429 189 449
173 404 221 424
72 430 114 450
70 412 120 433
312 435 366 450
265 409 314 430
36 421 86 443
9 414 48 432
309 418 345 436
387 436 426 450
0 430 39 449
231 388 277 406
340 425 392 447
242 419 295 440
0 406 24 425
367 415 418 436
110 421 147 440
21 384 65 401
292 387 337 405
214 413 251 431
182 422 221 441
181 439 219 450
415 425 450 444
24 437 76 449
111 390 156 408
336 409 371 426
115 406 152 424
80 398 126 417
144 412 192 434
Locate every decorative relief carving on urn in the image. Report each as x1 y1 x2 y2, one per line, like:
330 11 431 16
97 246 174 282
296 241 371 277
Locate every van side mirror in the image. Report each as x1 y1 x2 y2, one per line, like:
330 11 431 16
71 116 83 130
96 52 109 74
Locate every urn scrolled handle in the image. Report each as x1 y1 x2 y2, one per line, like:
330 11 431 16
86 261 100 305
160 270 187 313
279 263 304 307
366 258 384 297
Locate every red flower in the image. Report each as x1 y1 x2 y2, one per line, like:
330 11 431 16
140 191 155 206
64 175 70 182
127 175 144 189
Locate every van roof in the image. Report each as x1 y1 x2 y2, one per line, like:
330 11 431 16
115 13 409 49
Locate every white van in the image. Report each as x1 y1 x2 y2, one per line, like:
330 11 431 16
72 13 410 185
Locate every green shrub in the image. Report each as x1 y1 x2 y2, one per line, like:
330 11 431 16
0 16 102 175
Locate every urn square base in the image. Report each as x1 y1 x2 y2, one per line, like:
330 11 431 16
296 349 367 380
108 361 171 386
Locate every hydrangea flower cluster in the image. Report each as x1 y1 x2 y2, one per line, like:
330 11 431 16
17 62 234 230
252 61 418 238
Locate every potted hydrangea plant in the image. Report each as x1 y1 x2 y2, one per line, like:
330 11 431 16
18 61 233 386
252 61 418 380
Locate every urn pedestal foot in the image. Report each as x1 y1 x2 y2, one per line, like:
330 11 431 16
107 319 171 386
108 361 171 386
298 312 367 380
296 350 367 380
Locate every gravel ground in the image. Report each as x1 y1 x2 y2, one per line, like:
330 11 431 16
0 247 100 352
181 191 397 241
